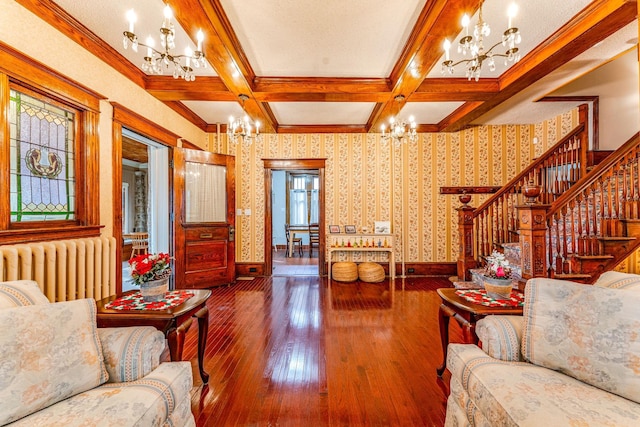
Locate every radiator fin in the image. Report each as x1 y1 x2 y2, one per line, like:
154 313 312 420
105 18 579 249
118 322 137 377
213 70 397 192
0 236 117 302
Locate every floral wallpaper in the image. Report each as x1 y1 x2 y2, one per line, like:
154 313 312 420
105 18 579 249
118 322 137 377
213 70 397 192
210 108 579 264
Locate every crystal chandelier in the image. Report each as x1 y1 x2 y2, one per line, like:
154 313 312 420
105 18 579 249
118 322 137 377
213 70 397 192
122 6 206 81
380 95 417 145
441 1 521 81
227 95 261 144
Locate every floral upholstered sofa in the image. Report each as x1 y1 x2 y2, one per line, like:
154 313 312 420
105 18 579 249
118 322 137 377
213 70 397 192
0 280 195 426
445 271 640 426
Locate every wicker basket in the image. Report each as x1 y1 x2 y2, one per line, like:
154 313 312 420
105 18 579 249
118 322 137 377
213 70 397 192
332 262 358 282
358 262 385 283
482 276 513 299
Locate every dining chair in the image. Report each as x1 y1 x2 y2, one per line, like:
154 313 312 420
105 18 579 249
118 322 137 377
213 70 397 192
308 223 320 258
285 224 302 257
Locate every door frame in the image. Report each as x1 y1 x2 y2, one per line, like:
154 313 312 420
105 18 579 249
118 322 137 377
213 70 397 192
111 103 180 292
263 158 326 276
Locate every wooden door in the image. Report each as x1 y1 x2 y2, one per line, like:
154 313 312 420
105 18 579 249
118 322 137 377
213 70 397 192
173 148 235 288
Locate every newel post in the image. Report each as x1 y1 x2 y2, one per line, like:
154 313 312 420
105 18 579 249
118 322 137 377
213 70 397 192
517 182 550 279
457 194 476 281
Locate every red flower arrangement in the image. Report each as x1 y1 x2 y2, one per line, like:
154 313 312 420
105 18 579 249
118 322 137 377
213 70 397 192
128 253 172 286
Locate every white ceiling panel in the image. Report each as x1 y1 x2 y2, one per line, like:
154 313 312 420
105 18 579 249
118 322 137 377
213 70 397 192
182 101 245 124
270 102 376 125
219 0 426 77
401 102 465 125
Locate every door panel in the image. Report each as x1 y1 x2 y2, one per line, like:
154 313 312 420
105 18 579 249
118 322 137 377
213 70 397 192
174 148 235 288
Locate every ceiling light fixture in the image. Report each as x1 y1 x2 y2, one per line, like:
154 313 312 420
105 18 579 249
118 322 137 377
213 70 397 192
227 94 261 144
441 0 521 81
380 95 417 145
122 6 206 81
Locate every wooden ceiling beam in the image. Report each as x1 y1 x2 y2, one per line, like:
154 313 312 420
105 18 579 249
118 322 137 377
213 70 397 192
366 0 480 132
440 0 637 131
411 78 499 102
170 0 277 132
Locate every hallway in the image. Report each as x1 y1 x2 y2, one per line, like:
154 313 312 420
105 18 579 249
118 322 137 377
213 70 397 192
183 275 461 426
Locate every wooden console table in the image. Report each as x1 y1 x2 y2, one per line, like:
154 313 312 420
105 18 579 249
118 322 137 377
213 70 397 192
327 233 395 279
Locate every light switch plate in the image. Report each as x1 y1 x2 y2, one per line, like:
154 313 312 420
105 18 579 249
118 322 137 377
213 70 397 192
244 209 251 216
236 209 243 216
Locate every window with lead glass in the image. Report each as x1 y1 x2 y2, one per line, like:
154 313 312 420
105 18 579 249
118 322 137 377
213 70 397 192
9 88 77 222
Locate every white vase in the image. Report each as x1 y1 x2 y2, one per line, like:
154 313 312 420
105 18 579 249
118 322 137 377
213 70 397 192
139 278 169 302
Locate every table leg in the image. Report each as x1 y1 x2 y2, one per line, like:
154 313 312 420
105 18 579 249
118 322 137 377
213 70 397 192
167 317 193 362
195 306 210 384
436 303 452 377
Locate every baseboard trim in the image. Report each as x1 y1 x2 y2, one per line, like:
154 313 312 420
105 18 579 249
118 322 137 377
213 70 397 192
236 263 266 277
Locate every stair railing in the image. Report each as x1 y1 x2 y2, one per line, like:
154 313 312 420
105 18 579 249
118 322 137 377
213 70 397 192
545 132 640 277
472 106 589 260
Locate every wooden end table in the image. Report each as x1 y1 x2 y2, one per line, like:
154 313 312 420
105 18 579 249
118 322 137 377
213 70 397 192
96 289 212 383
436 287 523 377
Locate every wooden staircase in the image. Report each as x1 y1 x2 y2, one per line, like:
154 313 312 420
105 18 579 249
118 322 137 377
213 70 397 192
456 104 640 284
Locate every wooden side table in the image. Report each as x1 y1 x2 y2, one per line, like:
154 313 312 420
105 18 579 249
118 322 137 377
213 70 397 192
435 288 523 377
96 289 212 383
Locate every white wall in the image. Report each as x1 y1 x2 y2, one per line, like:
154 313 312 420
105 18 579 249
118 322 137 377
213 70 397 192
550 48 640 150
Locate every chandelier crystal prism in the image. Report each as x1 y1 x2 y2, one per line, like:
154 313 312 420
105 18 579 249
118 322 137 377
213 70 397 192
227 94 261 144
441 1 521 81
380 95 418 145
122 6 206 81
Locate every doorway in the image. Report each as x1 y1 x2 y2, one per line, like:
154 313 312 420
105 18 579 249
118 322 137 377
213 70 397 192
263 159 326 277
121 129 170 291
272 170 319 276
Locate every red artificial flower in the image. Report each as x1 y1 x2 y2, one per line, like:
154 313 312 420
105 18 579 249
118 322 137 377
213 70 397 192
496 266 505 277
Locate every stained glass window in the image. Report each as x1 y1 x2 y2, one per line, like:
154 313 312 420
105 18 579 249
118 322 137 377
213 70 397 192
9 89 76 222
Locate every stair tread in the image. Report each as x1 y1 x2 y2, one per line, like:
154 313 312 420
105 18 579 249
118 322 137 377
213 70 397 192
599 236 636 241
573 254 615 260
554 273 593 279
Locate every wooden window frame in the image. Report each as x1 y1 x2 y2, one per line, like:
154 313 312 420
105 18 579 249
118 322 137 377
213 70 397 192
0 42 104 244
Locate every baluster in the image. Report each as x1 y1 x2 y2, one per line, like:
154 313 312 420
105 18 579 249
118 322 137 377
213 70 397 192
584 189 592 256
600 176 609 238
498 196 504 245
622 156 629 220
553 154 561 199
547 217 554 277
569 200 577 256
554 212 563 273
570 136 577 184
561 142 569 193
590 185 599 255
561 206 570 273
576 194 585 256
509 193 517 240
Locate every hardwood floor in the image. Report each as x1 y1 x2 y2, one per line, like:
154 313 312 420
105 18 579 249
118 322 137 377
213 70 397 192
182 275 462 426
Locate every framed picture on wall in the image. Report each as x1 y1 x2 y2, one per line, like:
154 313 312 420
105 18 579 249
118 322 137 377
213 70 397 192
329 225 341 233
345 225 357 234
374 221 391 234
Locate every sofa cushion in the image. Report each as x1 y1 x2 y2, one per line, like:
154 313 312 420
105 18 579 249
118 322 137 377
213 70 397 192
594 271 640 290
0 280 50 308
0 299 108 425
522 278 640 404
447 343 640 426
6 362 194 427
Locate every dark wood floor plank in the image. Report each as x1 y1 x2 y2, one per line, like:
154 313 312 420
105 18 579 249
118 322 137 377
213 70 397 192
185 274 462 426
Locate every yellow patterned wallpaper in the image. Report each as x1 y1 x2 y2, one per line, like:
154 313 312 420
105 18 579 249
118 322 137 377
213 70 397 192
209 108 579 264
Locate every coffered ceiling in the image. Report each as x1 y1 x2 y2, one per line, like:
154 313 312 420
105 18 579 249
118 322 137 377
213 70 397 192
19 0 638 134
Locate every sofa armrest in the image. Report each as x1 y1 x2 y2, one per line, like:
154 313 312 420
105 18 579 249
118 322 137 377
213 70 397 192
476 315 524 361
98 326 165 383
